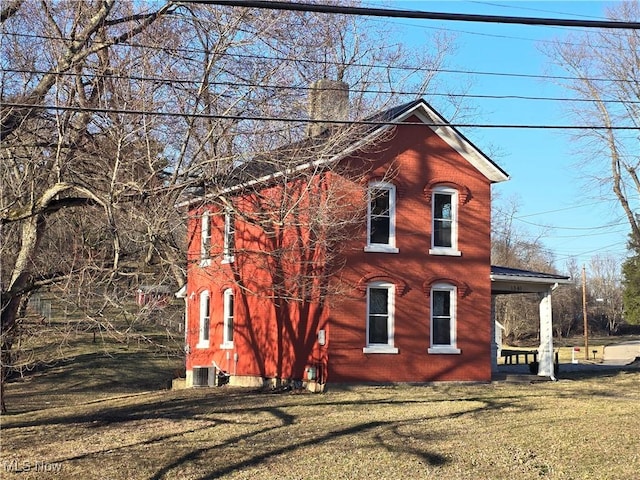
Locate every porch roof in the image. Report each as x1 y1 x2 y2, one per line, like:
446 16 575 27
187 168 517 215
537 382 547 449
491 265 571 295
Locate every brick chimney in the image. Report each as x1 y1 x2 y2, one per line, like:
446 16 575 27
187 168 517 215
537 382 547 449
306 79 349 137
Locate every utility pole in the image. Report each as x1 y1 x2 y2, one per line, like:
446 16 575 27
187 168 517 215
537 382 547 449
582 265 589 360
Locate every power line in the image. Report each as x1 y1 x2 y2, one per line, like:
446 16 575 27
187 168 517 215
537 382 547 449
4 30 637 84
4 67 638 105
197 1 640 29
4 101 640 130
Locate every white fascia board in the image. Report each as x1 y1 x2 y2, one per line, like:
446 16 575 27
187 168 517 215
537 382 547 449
490 274 572 285
177 123 394 209
177 100 508 209
396 102 509 184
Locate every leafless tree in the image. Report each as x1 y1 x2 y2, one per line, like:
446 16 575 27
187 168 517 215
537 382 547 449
588 254 624 334
542 1 640 244
491 197 559 341
1 0 461 410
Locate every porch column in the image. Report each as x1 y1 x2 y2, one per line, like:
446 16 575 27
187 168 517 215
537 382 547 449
490 295 498 373
537 287 554 377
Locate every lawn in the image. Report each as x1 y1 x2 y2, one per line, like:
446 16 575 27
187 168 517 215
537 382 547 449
2 360 639 479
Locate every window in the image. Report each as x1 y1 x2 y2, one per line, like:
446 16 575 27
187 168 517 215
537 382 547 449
428 284 460 354
200 210 211 265
363 282 398 354
365 182 398 253
430 187 460 256
222 209 235 263
198 290 210 348
221 288 234 348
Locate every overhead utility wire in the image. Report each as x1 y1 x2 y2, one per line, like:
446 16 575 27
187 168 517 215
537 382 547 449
197 1 640 29
4 68 637 104
4 31 636 84
4 102 639 130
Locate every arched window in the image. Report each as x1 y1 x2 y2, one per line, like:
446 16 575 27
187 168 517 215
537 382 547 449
365 182 399 253
200 210 211 265
363 281 398 354
430 186 461 256
198 290 210 348
222 209 235 263
221 288 234 348
428 283 460 354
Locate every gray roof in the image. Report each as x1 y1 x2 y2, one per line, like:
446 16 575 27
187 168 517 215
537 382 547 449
491 265 570 281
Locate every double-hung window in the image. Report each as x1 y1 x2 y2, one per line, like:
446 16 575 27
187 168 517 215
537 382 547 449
365 182 398 253
221 288 234 348
430 187 460 256
200 211 211 265
363 282 398 354
428 284 460 354
223 209 235 263
198 290 210 348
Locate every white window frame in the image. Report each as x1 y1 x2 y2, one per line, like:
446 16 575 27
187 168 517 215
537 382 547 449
220 288 234 349
428 284 461 354
198 290 210 348
364 181 399 254
363 281 398 354
429 187 461 256
222 209 235 264
200 210 212 266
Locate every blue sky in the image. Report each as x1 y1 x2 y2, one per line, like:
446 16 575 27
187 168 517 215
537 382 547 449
368 1 629 272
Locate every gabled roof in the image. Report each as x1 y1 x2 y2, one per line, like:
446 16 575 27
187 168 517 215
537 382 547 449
179 98 509 208
383 99 509 183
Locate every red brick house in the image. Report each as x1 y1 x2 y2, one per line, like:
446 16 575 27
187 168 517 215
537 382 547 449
180 82 509 388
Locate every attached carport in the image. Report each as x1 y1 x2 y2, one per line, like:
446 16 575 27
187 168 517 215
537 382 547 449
491 266 572 378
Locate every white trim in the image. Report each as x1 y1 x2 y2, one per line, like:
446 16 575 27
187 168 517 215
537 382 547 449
429 248 462 257
363 346 399 354
200 210 211 263
198 290 210 348
430 283 458 352
365 281 396 351
366 181 397 252
223 210 235 263
428 346 461 354
364 245 399 254
396 104 509 183
431 186 458 253
222 288 234 347
176 100 508 209
490 274 572 285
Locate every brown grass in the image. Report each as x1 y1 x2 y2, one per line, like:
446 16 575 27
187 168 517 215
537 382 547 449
2 364 640 479
2 323 639 479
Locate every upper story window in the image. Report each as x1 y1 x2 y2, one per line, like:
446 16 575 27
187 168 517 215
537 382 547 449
222 209 235 264
198 290 210 348
221 288 234 349
428 284 460 354
363 282 398 354
430 187 461 256
365 182 399 253
200 210 211 265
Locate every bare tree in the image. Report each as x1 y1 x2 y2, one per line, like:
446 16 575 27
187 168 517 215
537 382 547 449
1 0 461 410
491 196 558 341
588 254 624 334
542 2 640 242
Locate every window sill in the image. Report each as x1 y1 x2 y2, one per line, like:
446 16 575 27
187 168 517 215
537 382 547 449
363 346 399 354
220 342 234 350
429 248 462 257
196 341 210 349
221 256 235 265
199 259 212 267
428 346 461 355
364 245 399 254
